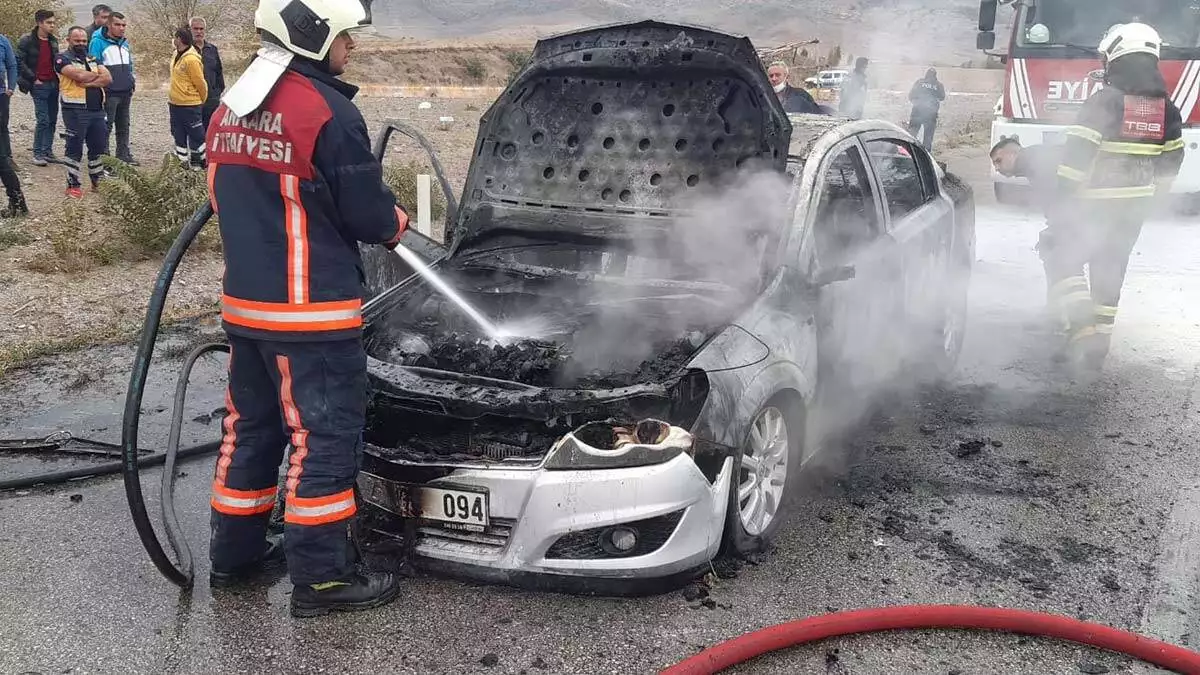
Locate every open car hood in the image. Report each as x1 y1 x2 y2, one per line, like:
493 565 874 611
448 20 793 253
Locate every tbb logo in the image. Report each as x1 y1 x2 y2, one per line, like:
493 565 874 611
1122 96 1166 141
1123 120 1163 134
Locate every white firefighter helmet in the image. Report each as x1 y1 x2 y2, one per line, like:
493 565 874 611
1026 23 1050 44
255 0 373 62
1097 22 1162 64
222 0 374 117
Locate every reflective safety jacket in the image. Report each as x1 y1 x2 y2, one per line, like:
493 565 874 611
1056 76 1184 202
206 59 407 342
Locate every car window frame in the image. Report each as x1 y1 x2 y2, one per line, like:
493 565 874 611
858 133 935 229
805 134 886 269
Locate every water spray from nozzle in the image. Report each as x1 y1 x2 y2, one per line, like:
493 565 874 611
388 244 512 344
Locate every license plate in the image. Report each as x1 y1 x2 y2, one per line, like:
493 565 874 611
357 472 489 531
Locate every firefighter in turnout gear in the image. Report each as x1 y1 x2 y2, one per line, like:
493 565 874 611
205 0 410 618
1047 22 1184 373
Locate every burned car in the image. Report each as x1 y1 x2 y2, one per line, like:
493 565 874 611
354 21 975 592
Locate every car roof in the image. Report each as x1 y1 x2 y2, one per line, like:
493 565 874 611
784 115 915 161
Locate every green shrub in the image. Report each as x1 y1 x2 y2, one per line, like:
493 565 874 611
384 162 448 224
461 56 487 83
98 154 211 257
0 225 33 250
504 49 531 84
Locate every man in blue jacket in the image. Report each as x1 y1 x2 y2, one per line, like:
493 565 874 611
206 0 410 618
0 32 28 216
88 10 136 165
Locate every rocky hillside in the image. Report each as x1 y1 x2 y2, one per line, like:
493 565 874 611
375 0 1008 66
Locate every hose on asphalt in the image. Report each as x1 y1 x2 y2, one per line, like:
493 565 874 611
159 342 231 583
660 605 1200 675
0 441 219 491
121 202 217 589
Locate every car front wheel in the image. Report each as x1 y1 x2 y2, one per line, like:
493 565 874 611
720 398 803 557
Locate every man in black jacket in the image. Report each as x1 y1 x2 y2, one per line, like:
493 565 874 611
907 67 946 150
991 136 1066 332
85 4 111 40
767 61 825 115
190 17 225 130
16 10 59 165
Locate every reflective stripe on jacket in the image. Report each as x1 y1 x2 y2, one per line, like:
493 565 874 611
206 60 407 342
1056 86 1184 200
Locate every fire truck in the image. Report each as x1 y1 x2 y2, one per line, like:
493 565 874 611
976 0 1200 207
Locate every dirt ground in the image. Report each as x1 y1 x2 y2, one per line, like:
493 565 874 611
0 75 996 376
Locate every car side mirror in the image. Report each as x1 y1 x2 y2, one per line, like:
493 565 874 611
814 264 856 287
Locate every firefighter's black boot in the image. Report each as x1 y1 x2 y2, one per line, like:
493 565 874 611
290 571 401 618
209 533 286 589
0 167 28 218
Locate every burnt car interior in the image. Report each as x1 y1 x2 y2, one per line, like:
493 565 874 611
814 146 879 266
360 23 794 466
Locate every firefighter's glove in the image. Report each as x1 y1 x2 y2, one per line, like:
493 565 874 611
384 206 410 250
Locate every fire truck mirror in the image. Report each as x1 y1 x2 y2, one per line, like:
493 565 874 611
977 31 996 51
978 0 997 32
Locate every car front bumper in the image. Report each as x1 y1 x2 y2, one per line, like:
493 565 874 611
358 452 734 587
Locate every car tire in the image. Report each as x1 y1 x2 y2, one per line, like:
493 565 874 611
927 259 970 379
718 396 804 558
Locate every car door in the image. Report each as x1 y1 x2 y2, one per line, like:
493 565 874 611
807 137 902 399
859 135 955 363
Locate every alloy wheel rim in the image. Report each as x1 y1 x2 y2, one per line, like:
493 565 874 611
738 407 789 536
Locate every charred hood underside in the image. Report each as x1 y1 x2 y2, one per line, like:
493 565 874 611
451 20 793 250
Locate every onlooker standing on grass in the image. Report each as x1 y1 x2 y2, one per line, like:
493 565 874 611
169 27 207 169
85 4 111 40
17 10 60 166
89 10 138 165
56 26 111 197
190 17 224 131
0 31 29 217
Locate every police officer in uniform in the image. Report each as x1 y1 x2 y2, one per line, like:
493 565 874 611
1048 22 1184 373
204 0 410 618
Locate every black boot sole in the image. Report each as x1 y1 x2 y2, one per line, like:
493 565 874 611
289 582 401 618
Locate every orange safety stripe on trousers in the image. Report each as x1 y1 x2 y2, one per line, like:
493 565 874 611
276 354 311 500
284 488 358 526
213 338 240 487
281 174 310 305
221 294 363 333
207 162 219 214
211 483 278 516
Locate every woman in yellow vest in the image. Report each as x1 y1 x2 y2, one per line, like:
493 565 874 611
169 26 208 169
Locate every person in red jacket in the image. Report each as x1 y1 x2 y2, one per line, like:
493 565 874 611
205 0 409 618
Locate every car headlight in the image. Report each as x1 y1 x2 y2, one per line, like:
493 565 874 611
543 419 694 470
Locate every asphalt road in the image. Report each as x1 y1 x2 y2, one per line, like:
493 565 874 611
3 170 1200 673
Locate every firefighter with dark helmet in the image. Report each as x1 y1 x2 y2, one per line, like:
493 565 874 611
1048 22 1184 373
204 0 410 617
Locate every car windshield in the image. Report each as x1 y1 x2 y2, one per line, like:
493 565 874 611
1016 0 1200 50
